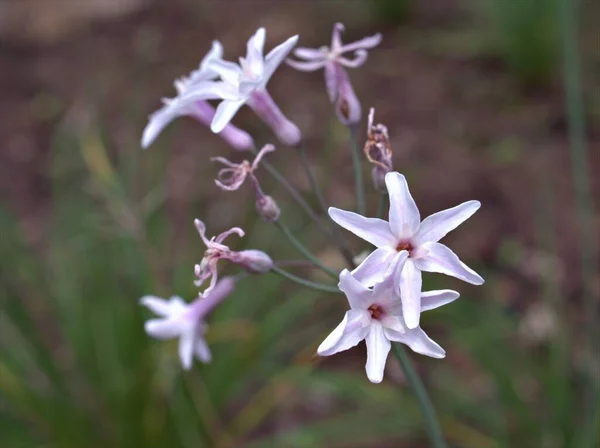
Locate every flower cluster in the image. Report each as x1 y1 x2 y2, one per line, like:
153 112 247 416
139 23 484 383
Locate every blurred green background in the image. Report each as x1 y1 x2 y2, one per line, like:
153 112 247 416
0 0 598 447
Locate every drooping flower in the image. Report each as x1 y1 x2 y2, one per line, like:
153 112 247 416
286 23 381 125
141 41 254 151
206 28 301 146
140 276 236 369
318 266 458 383
211 143 274 191
328 172 484 329
364 108 393 191
194 219 273 291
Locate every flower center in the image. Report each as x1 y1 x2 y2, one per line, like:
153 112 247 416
368 304 384 321
396 241 413 253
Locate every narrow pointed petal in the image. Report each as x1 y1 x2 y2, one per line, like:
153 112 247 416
207 60 242 85
380 315 405 334
340 33 382 53
317 310 370 356
141 105 181 149
194 337 212 363
211 100 246 133
351 247 396 287
328 207 396 248
286 59 327 71
181 81 239 102
338 50 368 68
365 323 391 383
338 269 374 309
145 319 182 339
140 295 183 317
415 242 484 285
246 28 266 77
324 62 338 102
373 250 408 299
385 327 446 359
293 47 326 60
385 172 420 239
399 259 422 329
264 35 299 82
420 289 460 312
415 200 481 245
178 329 195 370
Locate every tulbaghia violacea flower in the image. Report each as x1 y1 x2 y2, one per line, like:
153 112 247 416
206 28 301 146
141 41 254 151
140 276 235 369
286 23 381 125
211 143 274 191
364 108 393 191
318 267 458 383
329 172 484 329
194 219 273 291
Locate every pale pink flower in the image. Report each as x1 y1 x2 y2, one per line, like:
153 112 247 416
211 144 274 191
140 276 235 369
329 172 484 330
318 267 458 383
287 23 381 125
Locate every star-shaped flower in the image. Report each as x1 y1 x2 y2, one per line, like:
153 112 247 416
318 266 458 383
286 23 381 125
140 276 235 369
141 41 254 151
328 172 484 329
206 28 301 146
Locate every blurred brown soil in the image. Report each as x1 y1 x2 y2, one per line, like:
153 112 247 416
0 0 598 317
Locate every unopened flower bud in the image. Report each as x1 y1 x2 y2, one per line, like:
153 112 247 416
333 67 362 126
256 195 281 222
234 249 273 274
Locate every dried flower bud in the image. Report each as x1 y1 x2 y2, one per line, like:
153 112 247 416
233 249 273 274
256 195 281 222
364 108 393 191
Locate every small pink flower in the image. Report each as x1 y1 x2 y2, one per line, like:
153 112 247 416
211 144 274 191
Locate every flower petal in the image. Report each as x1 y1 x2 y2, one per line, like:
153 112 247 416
141 103 183 149
380 315 405 334
399 259 422 329
178 328 195 370
385 327 446 359
385 172 420 239
328 207 396 248
183 81 240 102
293 47 326 60
245 28 266 77
415 242 484 285
140 295 185 317
286 58 327 71
324 62 338 102
420 289 460 312
338 50 368 68
340 33 382 53
365 323 391 383
264 35 299 82
207 60 242 85
211 100 246 133
372 250 408 300
338 269 374 309
415 200 481 245
145 319 182 339
351 247 396 287
194 337 212 363
317 309 370 357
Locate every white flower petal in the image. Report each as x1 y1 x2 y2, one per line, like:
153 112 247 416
365 323 391 383
194 337 212 363
338 269 374 310
415 200 481 245
324 62 338 102
317 310 370 357
208 60 242 85
351 247 396 287
399 259 422 329
380 315 405 334
141 104 182 149
293 47 326 60
140 295 173 316
340 33 382 53
385 172 420 239
420 289 460 312
245 28 266 77
145 319 182 340
373 250 408 300
286 59 327 71
328 207 396 248
211 100 246 133
178 328 195 370
183 81 240 102
264 35 299 82
338 51 368 68
415 242 484 285
385 327 446 359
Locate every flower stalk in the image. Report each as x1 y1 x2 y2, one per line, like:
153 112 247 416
349 125 366 215
270 266 342 294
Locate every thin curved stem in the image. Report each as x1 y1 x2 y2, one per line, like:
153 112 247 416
349 125 366 215
275 221 339 279
392 344 448 448
270 266 341 294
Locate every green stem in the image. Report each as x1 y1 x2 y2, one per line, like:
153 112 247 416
349 125 366 215
270 266 341 294
275 221 339 279
392 345 448 448
377 192 388 219
295 144 329 216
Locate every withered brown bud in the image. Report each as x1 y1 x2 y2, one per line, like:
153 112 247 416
363 108 393 191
